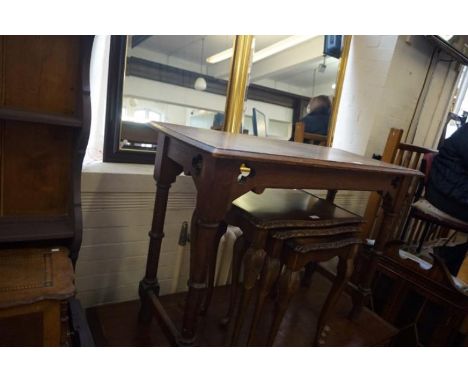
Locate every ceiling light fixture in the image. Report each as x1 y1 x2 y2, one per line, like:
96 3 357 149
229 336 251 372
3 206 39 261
206 47 234 64
194 37 207 91
206 35 318 65
252 35 317 63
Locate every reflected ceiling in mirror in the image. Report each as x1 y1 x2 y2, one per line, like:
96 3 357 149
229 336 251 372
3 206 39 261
119 35 343 152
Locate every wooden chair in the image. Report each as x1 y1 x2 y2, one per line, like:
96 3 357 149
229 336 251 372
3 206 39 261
361 128 466 259
217 189 364 346
361 129 439 241
374 241 468 345
401 152 468 254
0 36 93 346
355 128 468 345
293 121 328 146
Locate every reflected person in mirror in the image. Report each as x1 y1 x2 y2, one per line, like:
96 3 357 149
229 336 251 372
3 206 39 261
302 95 332 136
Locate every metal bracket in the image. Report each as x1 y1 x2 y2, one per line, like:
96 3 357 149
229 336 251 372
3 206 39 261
237 163 255 183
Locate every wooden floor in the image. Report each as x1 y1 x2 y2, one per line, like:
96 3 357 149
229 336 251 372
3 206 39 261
86 272 397 346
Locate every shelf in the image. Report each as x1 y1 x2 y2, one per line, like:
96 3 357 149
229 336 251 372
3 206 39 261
0 216 74 243
0 107 82 128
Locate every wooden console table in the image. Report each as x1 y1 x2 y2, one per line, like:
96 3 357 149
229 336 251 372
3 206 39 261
139 122 421 345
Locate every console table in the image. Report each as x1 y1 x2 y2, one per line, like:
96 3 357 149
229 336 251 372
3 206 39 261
139 122 421 345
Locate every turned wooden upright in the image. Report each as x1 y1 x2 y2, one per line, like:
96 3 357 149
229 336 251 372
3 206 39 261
139 122 421 346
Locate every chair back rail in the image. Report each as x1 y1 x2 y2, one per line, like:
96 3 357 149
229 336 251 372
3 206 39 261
293 121 327 146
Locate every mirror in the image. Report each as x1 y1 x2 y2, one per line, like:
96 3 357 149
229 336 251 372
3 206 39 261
104 35 349 163
246 35 343 142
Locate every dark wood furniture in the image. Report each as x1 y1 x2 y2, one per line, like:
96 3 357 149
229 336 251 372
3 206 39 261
219 189 363 346
0 36 94 346
374 241 468 345
267 228 362 346
355 128 468 345
0 247 75 346
362 128 439 242
293 121 328 146
139 122 421 345
401 151 468 253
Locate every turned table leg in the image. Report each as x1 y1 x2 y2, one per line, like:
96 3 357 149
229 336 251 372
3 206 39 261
180 213 227 344
200 221 228 315
220 235 247 327
350 176 411 320
246 237 283 346
267 268 300 346
314 245 358 345
230 240 267 345
139 134 181 323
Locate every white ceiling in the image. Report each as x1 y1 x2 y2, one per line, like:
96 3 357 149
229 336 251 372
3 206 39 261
132 35 340 95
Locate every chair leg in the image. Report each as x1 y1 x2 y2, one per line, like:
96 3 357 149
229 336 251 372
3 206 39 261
42 301 62 346
314 245 357 346
220 235 247 327
246 252 282 345
230 245 266 345
267 268 300 346
200 221 228 315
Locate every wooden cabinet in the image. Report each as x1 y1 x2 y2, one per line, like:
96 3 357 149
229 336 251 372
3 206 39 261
0 36 93 346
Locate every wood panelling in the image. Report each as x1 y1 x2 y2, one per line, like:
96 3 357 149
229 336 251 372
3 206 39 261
1 122 72 216
2 36 80 115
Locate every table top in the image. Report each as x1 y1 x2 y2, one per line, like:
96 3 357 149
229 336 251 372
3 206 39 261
151 122 421 177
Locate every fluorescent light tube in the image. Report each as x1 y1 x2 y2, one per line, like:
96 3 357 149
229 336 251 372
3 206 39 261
206 35 317 65
206 47 234 64
252 35 317 63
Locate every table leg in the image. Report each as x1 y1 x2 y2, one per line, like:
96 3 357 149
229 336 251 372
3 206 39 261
200 221 228 315
301 262 318 288
179 212 227 344
139 134 181 323
350 176 411 319
326 189 338 202
220 235 247 327
230 231 267 345
267 268 300 346
314 245 357 345
246 238 283 346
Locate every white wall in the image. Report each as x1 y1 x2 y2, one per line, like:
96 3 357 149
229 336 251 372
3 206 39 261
411 59 460 148
85 35 110 165
76 164 196 308
333 36 398 155
365 36 434 157
334 35 461 157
